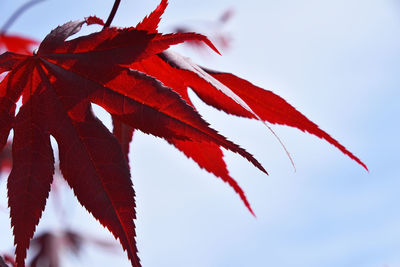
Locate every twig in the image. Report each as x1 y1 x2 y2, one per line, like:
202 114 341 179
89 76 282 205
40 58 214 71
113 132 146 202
103 0 121 29
0 0 45 34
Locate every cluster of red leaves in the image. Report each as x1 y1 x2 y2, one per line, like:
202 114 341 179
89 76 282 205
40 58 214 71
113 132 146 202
0 0 366 266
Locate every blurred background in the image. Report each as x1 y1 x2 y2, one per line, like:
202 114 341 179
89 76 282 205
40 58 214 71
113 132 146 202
0 0 399 266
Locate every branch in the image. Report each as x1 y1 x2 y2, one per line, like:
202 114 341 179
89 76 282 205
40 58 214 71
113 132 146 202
1 0 45 34
103 0 121 29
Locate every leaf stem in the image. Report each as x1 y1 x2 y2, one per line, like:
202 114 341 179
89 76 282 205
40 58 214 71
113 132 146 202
0 0 45 34
103 0 121 29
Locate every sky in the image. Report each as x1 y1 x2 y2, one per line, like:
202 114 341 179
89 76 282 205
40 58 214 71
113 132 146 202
1 0 400 266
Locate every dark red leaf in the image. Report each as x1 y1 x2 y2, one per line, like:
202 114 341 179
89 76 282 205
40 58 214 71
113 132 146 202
39 21 85 52
39 74 140 266
7 65 54 267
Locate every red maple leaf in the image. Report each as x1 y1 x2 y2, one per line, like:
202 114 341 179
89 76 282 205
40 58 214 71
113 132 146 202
0 0 366 266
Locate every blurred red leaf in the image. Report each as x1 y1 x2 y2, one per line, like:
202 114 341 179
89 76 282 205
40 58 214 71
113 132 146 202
0 256 9 267
172 7 234 51
0 255 17 267
29 230 117 267
0 34 37 55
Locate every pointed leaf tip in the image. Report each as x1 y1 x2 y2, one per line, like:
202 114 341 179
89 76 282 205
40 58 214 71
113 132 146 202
136 0 169 32
205 71 368 171
38 20 85 54
85 16 105 26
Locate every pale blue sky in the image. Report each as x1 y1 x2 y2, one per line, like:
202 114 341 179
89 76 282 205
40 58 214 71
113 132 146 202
1 0 399 266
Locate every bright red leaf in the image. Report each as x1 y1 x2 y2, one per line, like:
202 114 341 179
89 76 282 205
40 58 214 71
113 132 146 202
0 1 367 267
